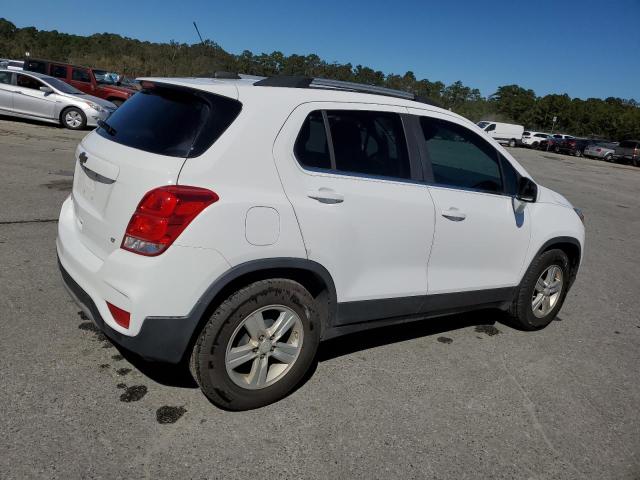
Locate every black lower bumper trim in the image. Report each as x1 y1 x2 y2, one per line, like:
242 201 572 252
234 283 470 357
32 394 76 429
58 258 198 364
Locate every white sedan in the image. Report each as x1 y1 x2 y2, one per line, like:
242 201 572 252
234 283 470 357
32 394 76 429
0 69 117 130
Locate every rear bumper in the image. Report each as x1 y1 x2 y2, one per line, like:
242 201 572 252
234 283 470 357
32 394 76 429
59 258 198 363
56 195 232 362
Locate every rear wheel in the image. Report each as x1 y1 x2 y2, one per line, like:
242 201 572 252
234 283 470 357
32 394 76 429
509 138 516 147
60 107 86 130
190 279 321 410
604 153 612 162
532 141 539 149
507 249 570 330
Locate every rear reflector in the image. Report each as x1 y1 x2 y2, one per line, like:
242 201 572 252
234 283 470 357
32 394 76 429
121 185 218 256
107 302 130 329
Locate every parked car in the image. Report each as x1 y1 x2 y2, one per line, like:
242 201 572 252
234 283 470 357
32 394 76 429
583 142 618 161
612 140 640 166
556 138 598 157
477 121 524 147
0 59 24 71
0 69 116 129
23 59 136 106
522 131 550 149
57 75 585 410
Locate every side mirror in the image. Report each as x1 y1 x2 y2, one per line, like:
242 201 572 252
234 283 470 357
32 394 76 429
39 86 53 94
516 177 538 202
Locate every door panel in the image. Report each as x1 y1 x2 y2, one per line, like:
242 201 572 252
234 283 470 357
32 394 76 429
426 186 530 293
274 103 436 313
0 72 13 113
409 108 531 294
13 74 56 119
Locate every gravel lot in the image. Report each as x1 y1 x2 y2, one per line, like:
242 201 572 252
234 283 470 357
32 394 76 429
1 117 638 479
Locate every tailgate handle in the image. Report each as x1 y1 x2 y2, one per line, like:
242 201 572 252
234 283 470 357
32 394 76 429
78 151 118 184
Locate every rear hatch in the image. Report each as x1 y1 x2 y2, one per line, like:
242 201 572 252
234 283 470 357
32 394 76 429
71 81 242 260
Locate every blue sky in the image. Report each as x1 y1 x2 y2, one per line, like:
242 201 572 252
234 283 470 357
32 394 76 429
3 0 639 99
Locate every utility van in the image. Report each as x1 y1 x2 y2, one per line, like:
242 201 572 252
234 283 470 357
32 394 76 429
477 121 524 147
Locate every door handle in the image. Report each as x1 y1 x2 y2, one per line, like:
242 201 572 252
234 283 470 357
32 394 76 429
307 188 344 204
441 208 466 221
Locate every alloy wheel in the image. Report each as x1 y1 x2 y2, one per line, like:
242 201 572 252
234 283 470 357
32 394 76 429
65 110 83 128
225 305 304 390
531 265 563 318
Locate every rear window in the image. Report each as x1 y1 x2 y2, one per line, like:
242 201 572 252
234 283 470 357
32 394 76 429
97 85 242 158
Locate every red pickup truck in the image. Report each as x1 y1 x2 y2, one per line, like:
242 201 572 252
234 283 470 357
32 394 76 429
23 59 136 106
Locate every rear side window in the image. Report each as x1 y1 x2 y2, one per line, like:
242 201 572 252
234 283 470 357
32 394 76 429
294 111 331 169
294 110 411 180
72 68 91 83
419 117 503 194
327 110 410 179
0 72 11 84
51 65 67 79
97 85 242 158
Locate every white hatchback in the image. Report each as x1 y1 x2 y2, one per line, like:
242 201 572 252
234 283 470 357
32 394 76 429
57 76 585 410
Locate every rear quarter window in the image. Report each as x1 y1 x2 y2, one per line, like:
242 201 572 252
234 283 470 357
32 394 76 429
97 85 242 158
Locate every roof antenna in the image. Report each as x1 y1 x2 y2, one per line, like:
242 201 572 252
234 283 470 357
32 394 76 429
193 21 205 46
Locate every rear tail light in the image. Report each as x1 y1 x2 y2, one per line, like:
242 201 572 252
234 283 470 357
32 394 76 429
107 302 130 329
122 186 218 256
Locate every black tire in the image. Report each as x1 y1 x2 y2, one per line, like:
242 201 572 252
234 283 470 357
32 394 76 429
575 149 583 157
507 249 570 331
111 99 124 107
509 138 516 147
604 154 612 162
554 145 560 154
60 107 86 130
532 141 539 150
190 279 321 410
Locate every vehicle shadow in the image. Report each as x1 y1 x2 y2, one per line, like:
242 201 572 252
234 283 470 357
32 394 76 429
117 308 508 390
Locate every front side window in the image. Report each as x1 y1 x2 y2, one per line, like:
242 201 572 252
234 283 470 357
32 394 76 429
485 123 496 132
419 116 503 194
0 71 11 85
51 65 67 79
72 68 91 83
16 74 44 90
326 110 410 179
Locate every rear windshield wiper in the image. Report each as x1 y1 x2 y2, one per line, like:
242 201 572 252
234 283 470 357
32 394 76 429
97 119 117 136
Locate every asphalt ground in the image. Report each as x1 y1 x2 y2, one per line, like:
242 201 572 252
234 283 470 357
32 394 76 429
1 117 638 479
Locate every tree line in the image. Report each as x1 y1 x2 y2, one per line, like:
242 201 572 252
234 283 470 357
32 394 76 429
1 18 638 140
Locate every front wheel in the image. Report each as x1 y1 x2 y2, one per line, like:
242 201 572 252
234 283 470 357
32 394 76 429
190 279 321 410
61 107 86 130
507 249 570 330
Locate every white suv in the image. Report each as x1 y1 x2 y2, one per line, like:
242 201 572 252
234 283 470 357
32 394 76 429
57 76 585 410
522 131 551 149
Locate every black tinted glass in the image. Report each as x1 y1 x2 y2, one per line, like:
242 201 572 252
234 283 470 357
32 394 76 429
97 86 242 158
26 60 47 73
419 117 502 193
619 140 638 148
72 69 91 82
327 110 410 179
294 111 331 169
0 72 11 84
51 65 67 78
500 155 519 195
17 74 43 90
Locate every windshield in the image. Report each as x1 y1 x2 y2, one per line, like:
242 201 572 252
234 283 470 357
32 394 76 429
93 69 119 85
97 85 242 158
477 121 490 129
43 77 83 95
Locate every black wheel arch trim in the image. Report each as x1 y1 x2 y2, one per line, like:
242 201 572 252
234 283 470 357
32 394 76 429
530 236 582 288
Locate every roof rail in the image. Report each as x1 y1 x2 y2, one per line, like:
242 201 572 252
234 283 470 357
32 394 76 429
253 75 441 107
